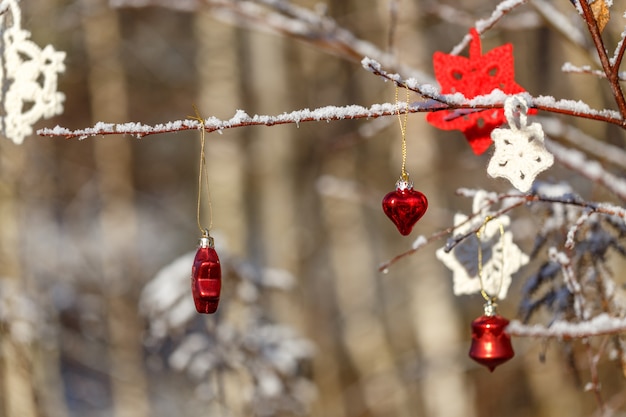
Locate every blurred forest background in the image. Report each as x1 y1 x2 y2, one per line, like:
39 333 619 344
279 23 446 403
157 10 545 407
2 0 626 416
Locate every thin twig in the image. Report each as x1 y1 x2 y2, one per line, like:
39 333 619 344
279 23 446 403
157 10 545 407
584 337 606 412
578 0 626 119
612 29 626 71
450 0 529 55
378 192 626 272
508 314 626 339
365 60 626 128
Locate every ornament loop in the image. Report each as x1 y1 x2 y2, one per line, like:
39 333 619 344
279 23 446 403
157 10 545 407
395 175 413 190
199 234 214 249
503 95 529 131
483 298 498 316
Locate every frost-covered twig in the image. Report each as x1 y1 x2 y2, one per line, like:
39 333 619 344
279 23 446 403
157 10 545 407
111 0 433 83
560 62 626 80
531 0 588 54
38 104 412 139
539 116 626 169
611 27 626 69
578 0 626 119
39 57 626 140
378 191 626 271
423 0 540 32
546 139 626 201
508 313 626 339
565 210 592 250
584 336 607 411
550 247 588 320
363 59 626 127
449 0 529 55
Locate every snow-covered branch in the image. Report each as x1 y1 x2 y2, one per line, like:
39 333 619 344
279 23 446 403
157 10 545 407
508 314 626 339
539 116 626 169
546 139 626 201
378 191 626 272
578 0 626 119
111 0 434 83
363 58 626 127
37 103 428 139
39 56 626 140
450 0 529 55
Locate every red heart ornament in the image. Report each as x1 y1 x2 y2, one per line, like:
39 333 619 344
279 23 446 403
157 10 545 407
382 180 428 236
191 236 222 314
468 313 514 372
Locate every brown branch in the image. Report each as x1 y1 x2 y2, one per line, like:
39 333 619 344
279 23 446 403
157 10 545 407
613 32 626 73
508 314 626 339
378 192 626 272
578 0 626 119
365 60 626 128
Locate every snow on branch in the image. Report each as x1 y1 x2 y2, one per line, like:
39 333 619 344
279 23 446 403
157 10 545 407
111 0 434 83
450 0 529 55
508 314 626 339
363 58 626 127
539 116 626 169
378 191 626 272
561 62 626 80
40 57 626 140
38 104 416 139
546 139 626 201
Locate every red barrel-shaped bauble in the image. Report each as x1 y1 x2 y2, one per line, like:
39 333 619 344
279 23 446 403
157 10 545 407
469 313 514 372
191 236 222 314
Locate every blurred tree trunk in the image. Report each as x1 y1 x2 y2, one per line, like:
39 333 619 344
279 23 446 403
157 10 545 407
81 2 150 417
194 11 249 415
312 1 416 416
397 3 477 417
0 143 36 417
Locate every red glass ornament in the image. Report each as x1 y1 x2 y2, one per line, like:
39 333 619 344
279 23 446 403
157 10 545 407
469 311 514 372
191 235 222 314
382 179 428 236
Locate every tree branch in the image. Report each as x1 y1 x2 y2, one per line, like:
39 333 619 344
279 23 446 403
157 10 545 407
377 191 626 272
363 59 626 127
112 0 434 83
578 0 626 118
450 0 529 55
507 314 626 339
39 57 626 140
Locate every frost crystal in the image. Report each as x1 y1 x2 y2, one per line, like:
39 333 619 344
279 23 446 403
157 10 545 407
0 0 66 144
487 96 553 192
436 193 529 299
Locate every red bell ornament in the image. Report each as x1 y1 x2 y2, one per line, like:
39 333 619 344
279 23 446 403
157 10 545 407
191 235 222 314
382 178 428 236
468 303 514 372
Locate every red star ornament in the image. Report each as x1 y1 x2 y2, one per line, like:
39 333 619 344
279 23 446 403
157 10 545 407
426 29 533 155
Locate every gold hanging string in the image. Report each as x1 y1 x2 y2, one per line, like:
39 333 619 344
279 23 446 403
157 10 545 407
395 85 410 182
476 216 505 303
189 105 213 237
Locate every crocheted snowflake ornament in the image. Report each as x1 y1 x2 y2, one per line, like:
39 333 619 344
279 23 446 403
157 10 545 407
426 29 532 155
1 0 66 144
436 191 529 300
487 96 553 192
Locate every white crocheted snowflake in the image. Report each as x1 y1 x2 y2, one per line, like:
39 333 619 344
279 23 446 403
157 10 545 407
0 0 66 144
487 96 553 192
436 193 529 300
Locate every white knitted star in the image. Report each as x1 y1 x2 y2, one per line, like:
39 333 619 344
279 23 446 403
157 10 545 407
436 193 529 300
487 96 553 192
1 0 66 144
